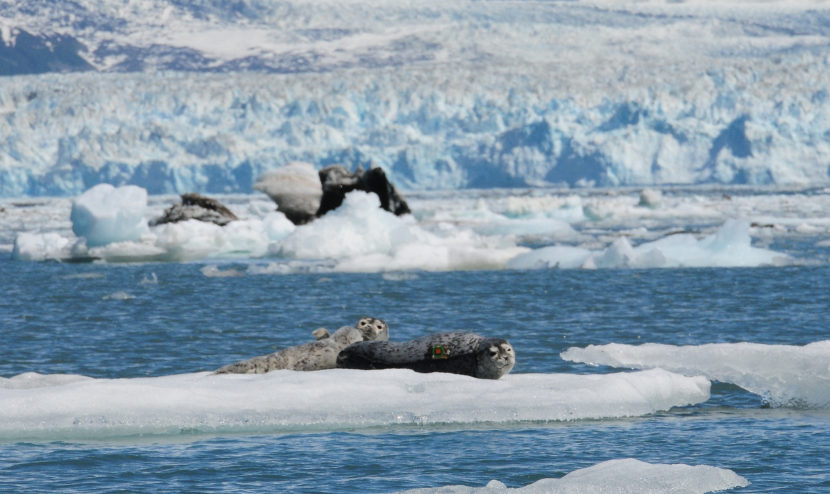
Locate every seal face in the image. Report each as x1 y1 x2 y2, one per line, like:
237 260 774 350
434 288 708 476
336 331 515 380
215 317 390 374
356 317 389 341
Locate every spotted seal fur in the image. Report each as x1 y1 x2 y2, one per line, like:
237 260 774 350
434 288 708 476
335 331 515 379
215 317 390 374
312 317 388 342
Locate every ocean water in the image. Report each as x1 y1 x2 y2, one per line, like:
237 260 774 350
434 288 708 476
1 255 829 492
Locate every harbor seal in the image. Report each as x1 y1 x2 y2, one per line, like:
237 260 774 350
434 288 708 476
335 331 515 379
311 327 331 340
355 317 389 341
215 317 390 374
215 325 363 374
312 317 389 342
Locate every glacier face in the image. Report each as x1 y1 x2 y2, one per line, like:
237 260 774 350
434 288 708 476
1 1 830 197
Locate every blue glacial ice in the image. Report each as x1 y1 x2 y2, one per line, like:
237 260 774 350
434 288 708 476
1 1 830 197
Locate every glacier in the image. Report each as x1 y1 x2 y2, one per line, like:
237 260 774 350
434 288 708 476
1 1 830 197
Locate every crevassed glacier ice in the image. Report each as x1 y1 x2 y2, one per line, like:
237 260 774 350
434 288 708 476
398 458 749 494
1 1 830 197
561 340 830 408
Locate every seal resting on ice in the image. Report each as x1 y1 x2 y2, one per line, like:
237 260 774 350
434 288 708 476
312 317 389 342
214 317 390 374
336 331 515 379
150 193 238 226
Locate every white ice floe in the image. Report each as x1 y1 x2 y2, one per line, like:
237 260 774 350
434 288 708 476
12 232 72 261
276 192 529 272
398 458 749 494
509 219 787 269
0 368 708 440
562 340 830 408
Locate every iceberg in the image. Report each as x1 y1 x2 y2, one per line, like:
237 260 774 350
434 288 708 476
561 340 830 408
0 368 709 440
69 183 148 248
11 231 71 261
398 458 749 494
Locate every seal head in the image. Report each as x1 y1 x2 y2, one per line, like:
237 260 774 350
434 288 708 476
356 317 389 341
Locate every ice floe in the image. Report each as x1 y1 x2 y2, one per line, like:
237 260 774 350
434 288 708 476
0 368 708 440
398 458 749 494
562 341 830 408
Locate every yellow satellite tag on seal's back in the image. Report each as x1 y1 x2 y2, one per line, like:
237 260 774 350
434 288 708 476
431 344 450 359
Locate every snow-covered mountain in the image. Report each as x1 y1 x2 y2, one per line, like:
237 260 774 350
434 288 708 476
1 0 830 197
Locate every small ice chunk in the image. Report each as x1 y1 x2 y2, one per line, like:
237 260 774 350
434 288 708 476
638 188 662 208
12 232 71 261
70 184 149 247
506 245 591 270
398 458 749 493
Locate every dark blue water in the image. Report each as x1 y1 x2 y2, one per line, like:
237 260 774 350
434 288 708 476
2 258 829 492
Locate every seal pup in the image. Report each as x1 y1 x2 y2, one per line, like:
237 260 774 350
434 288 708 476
215 317 390 374
215 325 362 374
336 331 515 379
312 317 389 342
355 317 389 341
311 327 331 340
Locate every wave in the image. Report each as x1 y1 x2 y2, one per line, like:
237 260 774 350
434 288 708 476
0 368 709 441
397 458 749 494
562 341 830 408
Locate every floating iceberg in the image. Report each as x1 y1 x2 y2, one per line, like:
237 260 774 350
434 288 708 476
398 458 749 494
70 184 149 248
0 368 709 440
561 340 830 408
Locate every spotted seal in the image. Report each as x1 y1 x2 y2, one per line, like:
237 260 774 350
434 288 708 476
312 317 388 342
335 331 515 379
215 317 390 374
355 317 389 341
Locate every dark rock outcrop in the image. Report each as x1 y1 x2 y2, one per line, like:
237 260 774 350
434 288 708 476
150 193 238 226
254 163 410 225
316 165 411 218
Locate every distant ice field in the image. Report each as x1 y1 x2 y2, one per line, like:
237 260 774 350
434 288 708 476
4 185 830 271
